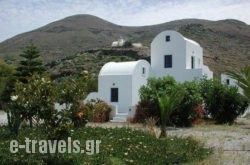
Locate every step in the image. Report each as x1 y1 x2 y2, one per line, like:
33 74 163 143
110 113 128 122
110 117 127 122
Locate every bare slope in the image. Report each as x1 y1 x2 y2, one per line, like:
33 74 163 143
0 14 249 76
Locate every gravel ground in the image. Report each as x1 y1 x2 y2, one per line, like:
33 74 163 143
1 111 249 165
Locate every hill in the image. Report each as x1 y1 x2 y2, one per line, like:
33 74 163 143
0 14 250 77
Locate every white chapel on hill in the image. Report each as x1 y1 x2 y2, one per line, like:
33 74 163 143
86 30 213 122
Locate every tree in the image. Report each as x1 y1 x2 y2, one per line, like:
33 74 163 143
137 76 202 127
157 87 184 137
199 78 248 124
56 72 89 128
226 66 250 103
0 59 15 109
15 45 45 83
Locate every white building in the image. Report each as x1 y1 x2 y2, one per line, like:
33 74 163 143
221 74 243 94
151 30 212 82
111 38 126 47
86 30 213 121
221 74 250 116
87 60 151 121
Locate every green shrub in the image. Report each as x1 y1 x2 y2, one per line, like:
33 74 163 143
81 99 112 122
133 100 159 123
136 77 203 127
200 78 248 124
171 81 203 127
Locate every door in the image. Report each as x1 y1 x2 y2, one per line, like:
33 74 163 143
110 88 118 102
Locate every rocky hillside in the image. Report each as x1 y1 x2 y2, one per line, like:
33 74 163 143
0 14 249 77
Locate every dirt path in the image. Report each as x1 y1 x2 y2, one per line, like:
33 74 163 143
168 120 250 165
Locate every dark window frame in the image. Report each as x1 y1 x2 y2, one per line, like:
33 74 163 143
142 67 146 75
166 35 170 42
164 55 172 68
111 88 118 102
191 56 195 69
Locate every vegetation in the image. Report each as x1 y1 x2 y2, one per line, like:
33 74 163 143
171 81 203 126
226 66 250 103
157 86 184 137
81 99 112 122
15 45 46 83
136 76 203 127
8 74 56 132
1 45 45 113
49 50 138 78
0 126 211 165
200 78 248 124
136 76 248 126
0 59 15 106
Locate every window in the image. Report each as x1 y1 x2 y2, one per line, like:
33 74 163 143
164 55 172 68
191 56 195 69
142 67 146 75
226 79 230 85
166 35 170 42
111 88 118 102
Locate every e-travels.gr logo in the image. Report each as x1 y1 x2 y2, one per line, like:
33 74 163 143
10 137 101 155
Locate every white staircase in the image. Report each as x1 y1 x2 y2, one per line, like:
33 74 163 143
110 113 128 122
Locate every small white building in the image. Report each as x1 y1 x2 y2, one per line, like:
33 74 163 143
221 74 250 116
87 60 151 121
86 30 213 121
132 43 143 48
111 38 126 47
151 30 212 82
221 73 243 94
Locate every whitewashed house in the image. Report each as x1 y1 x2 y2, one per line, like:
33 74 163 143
151 30 212 82
221 74 243 94
87 60 151 121
86 30 213 121
111 38 126 47
132 43 143 48
221 74 250 116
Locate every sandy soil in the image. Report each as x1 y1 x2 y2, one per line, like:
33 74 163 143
1 111 249 165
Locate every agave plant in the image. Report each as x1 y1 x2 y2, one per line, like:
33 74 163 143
227 66 250 103
157 87 184 138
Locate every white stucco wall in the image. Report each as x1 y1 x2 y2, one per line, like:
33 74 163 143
221 73 243 94
151 30 213 82
132 60 151 105
98 60 150 114
202 65 213 79
185 39 203 69
98 75 132 113
151 30 186 79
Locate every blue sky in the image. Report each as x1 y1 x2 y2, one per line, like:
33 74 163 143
0 0 249 42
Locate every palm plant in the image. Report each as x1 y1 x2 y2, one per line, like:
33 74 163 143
226 66 250 103
157 87 184 138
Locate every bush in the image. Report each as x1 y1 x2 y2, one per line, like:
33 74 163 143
135 77 203 127
81 99 112 122
133 100 159 123
200 78 248 124
171 81 203 127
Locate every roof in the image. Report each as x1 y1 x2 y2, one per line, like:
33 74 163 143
151 30 200 47
184 37 200 46
99 60 145 76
